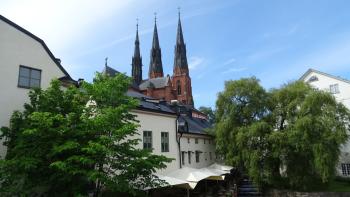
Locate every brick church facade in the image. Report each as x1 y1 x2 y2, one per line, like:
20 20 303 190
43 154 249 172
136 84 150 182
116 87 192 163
130 13 194 106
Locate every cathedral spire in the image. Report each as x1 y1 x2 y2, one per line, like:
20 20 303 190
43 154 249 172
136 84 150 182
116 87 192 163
132 19 142 85
149 13 164 78
173 8 188 75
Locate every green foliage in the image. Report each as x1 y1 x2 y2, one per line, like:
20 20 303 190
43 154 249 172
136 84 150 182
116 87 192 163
198 106 216 125
215 78 350 190
0 73 171 196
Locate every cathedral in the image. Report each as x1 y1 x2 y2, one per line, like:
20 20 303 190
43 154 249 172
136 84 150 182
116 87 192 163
130 13 194 106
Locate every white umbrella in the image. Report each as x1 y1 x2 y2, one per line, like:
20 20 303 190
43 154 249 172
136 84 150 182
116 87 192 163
208 163 234 172
166 167 211 188
155 174 194 189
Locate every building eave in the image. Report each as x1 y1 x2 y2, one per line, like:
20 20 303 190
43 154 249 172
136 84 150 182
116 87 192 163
300 68 350 84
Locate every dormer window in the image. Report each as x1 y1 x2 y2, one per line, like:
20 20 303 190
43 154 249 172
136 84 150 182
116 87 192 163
307 75 318 83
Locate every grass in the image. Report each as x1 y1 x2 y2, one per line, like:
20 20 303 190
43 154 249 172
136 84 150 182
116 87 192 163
324 178 350 192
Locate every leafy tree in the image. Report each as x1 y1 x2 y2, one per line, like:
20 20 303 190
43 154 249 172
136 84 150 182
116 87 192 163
215 78 350 190
0 73 171 196
198 106 216 125
215 77 269 169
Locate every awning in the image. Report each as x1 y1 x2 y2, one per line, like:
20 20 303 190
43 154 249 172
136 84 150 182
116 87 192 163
208 163 234 172
198 168 225 181
151 164 234 190
167 167 210 183
155 174 195 189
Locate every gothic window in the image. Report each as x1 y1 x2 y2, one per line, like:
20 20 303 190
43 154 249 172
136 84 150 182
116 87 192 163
177 80 181 95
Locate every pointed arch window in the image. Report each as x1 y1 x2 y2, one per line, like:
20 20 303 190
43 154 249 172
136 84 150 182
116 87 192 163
177 80 181 95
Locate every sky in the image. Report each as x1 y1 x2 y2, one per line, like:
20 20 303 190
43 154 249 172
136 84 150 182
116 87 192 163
2 0 350 108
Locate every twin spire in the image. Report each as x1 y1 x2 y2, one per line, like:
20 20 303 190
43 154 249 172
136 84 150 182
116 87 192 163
131 10 188 84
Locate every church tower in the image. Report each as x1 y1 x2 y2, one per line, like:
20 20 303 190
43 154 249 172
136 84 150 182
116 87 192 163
131 21 142 85
149 15 164 79
172 11 194 106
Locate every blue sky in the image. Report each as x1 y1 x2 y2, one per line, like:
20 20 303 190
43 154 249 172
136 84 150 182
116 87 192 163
2 0 350 108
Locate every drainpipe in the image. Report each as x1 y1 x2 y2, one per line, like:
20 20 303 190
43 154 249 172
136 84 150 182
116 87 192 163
176 114 183 168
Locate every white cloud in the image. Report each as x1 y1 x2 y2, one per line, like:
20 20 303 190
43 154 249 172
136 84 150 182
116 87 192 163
188 56 204 70
223 58 236 65
0 0 132 53
221 67 247 74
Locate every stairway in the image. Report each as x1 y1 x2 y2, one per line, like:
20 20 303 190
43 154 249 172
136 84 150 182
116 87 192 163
238 179 262 197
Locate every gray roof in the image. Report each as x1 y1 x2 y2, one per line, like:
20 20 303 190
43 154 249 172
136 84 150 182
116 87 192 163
102 65 120 77
300 68 350 84
127 90 152 99
127 90 175 115
179 115 211 135
138 100 175 114
139 77 170 90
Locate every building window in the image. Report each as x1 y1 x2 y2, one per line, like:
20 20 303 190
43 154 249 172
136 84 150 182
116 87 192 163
161 132 169 152
209 152 212 160
182 151 185 165
307 75 318 83
195 151 200 163
341 163 350 176
204 139 206 144
330 84 340 94
195 138 198 144
143 131 152 150
205 152 207 161
188 151 191 164
209 139 211 144
177 80 181 95
187 137 190 143
18 65 41 88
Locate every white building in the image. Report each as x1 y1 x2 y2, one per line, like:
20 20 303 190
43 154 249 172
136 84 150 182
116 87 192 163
0 15 74 158
300 68 350 177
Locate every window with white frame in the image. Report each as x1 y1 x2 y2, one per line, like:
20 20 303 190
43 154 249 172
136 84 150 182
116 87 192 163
330 84 340 94
161 132 169 152
143 131 152 150
18 65 41 88
341 163 350 176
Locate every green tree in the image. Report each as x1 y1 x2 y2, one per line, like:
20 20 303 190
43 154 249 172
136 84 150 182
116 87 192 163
215 78 350 190
215 77 269 169
198 106 216 125
0 73 171 196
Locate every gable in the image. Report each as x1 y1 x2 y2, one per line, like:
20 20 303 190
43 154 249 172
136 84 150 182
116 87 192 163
0 15 72 81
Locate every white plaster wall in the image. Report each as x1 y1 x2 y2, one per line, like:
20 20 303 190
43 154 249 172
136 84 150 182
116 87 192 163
0 20 66 158
303 72 350 109
132 110 180 174
303 71 350 176
179 134 216 169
